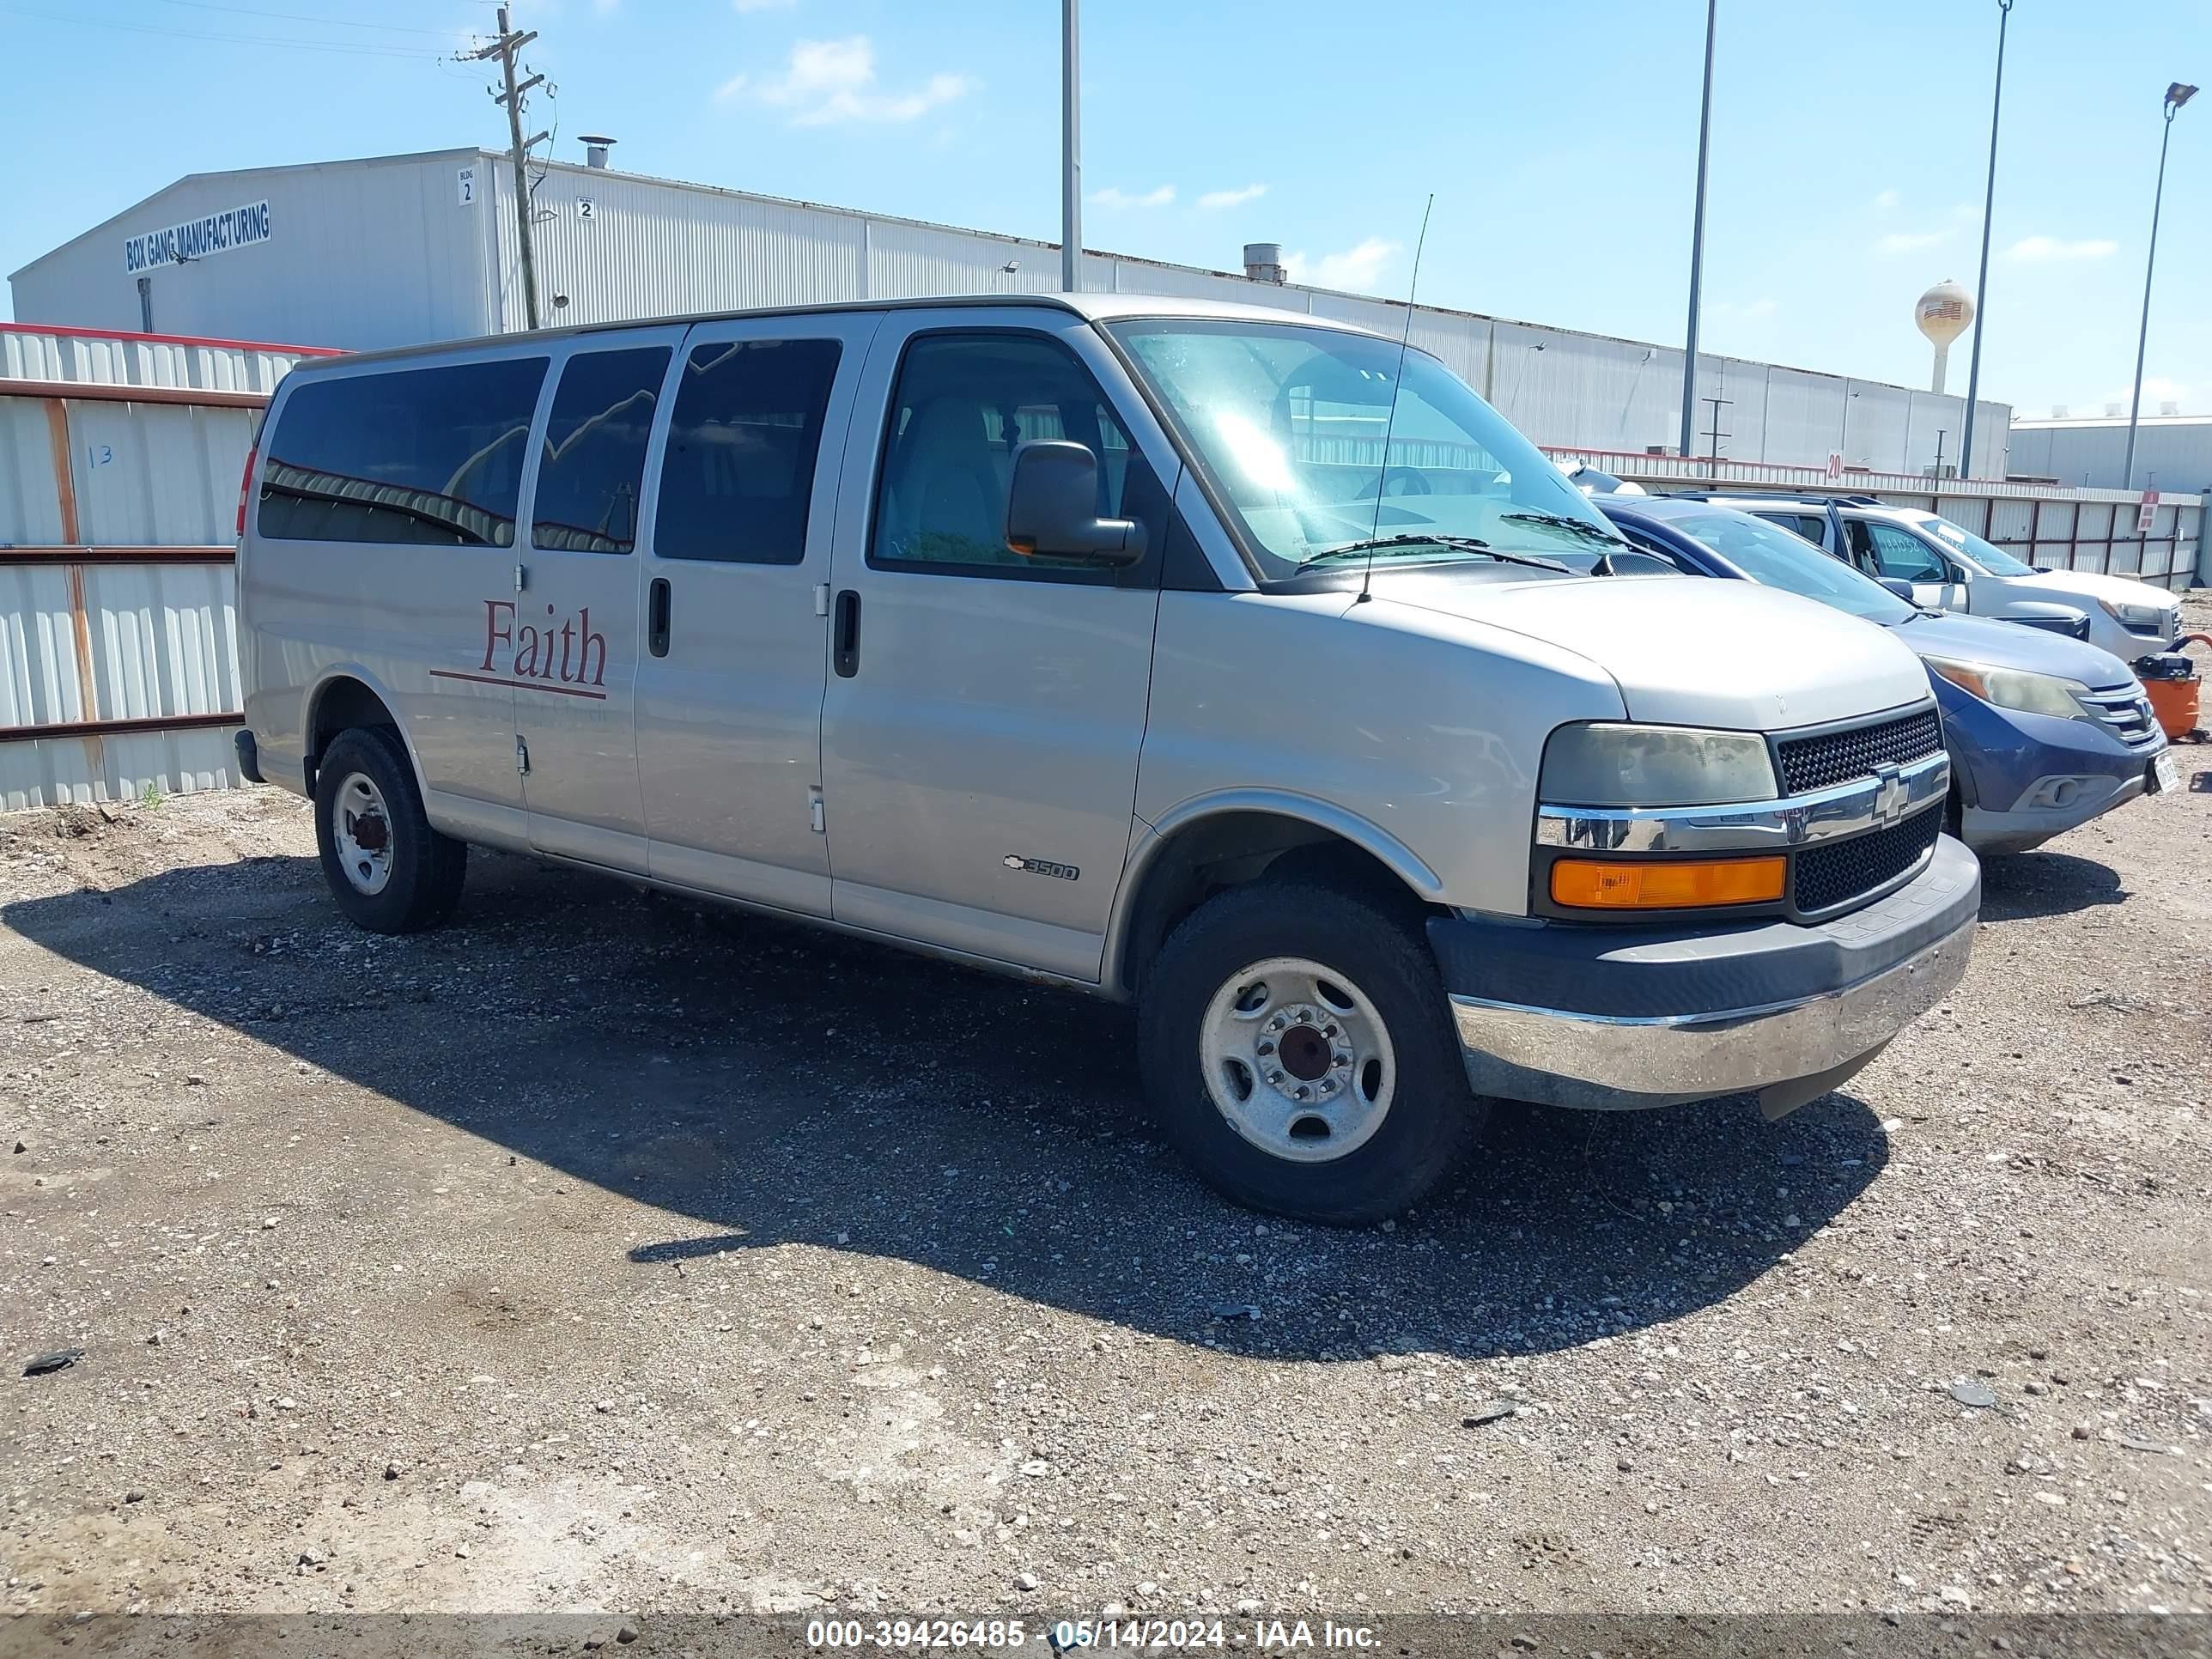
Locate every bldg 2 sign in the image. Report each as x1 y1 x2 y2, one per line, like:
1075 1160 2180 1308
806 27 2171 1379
124 202 272 275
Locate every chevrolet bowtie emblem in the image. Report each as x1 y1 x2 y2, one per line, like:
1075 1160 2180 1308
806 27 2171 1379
1871 763 1907 827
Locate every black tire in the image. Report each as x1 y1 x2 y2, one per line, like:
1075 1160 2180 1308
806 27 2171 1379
1137 879 1482 1225
313 726 467 934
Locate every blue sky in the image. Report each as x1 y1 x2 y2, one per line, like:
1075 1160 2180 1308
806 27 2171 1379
2 0 2203 418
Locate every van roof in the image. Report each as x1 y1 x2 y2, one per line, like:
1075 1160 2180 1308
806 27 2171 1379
287 292 1393 373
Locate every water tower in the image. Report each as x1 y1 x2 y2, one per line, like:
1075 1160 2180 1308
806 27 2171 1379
1916 279 1974 396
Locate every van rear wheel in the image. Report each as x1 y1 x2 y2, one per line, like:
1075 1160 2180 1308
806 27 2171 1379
1137 880 1480 1224
313 726 466 934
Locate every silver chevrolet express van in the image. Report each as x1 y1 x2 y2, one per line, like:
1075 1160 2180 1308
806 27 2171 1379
236 295 1978 1223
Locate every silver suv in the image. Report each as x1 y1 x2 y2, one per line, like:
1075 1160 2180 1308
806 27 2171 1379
1696 493 2185 663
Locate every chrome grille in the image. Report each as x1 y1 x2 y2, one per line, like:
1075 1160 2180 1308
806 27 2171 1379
2079 684 2160 748
1794 805 1943 915
1776 708 1945 795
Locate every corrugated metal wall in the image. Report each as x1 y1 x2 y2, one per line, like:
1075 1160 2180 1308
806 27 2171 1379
2008 419 2212 495
15 149 2011 477
9 149 494 352
0 326 334 811
511 154 2008 478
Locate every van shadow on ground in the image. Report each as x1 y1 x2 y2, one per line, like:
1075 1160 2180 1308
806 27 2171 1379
5 848 1890 1363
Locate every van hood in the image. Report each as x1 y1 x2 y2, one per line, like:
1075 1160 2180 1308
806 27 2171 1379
2014 567 2182 618
1370 570 1932 730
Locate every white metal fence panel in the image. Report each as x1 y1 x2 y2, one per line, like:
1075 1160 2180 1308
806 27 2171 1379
0 565 81 729
69 401 255 547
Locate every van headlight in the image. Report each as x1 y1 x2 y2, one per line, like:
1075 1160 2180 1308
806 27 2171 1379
1923 657 2092 720
1540 723 1778 807
2097 597 2170 633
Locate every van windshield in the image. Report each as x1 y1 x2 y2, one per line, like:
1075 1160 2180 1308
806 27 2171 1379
1106 319 1621 580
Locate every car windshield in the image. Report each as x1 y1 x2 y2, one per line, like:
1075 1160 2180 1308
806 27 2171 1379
1105 319 1621 580
1657 507 1915 624
1923 514 2037 577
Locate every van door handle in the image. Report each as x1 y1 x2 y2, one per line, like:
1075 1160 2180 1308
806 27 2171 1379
833 589 860 678
648 577 671 658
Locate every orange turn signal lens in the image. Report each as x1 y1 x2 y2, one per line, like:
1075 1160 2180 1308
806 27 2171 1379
1550 855 1786 910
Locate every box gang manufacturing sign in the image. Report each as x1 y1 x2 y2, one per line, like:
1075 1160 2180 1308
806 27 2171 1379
124 201 271 274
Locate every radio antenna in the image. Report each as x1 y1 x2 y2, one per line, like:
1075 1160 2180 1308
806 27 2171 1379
1358 191 1434 606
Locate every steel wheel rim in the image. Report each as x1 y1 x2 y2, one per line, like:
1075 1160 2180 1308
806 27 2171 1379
331 771 394 896
1198 956 1396 1164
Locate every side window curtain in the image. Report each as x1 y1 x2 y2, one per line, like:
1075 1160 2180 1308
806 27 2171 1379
258 358 549 547
869 332 1144 575
654 339 844 565
1866 523 1946 583
531 346 672 554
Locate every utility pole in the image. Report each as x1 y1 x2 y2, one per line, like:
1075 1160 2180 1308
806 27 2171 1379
1060 0 1082 292
1700 389 1731 478
472 7 545 331
1677 0 1717 459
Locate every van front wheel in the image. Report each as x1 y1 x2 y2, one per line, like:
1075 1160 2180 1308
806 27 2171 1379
313 726 466 934
1137 881 1480 1224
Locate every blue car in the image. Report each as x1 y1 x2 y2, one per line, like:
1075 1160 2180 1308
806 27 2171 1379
1594 495 2175 855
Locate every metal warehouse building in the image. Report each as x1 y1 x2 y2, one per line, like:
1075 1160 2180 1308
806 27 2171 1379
2009 412 2212 495
9 146 2011 478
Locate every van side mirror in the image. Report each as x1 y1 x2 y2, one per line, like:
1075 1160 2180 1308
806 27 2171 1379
1005 441 1145 567
1875 577 1917 601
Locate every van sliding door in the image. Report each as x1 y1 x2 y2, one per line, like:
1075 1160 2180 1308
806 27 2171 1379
631 313 882 916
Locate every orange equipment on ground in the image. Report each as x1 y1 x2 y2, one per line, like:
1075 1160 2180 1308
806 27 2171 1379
2141 635 2208 741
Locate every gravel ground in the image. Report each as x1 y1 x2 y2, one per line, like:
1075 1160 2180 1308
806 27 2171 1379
3 598 2209 1632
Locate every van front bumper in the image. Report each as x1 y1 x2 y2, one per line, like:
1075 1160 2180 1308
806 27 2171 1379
1429 835 1979 1115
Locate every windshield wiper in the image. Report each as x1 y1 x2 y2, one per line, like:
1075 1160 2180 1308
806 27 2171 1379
1304 534 1570 574
1500 511 1628 546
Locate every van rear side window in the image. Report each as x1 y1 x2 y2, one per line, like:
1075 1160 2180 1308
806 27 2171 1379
532 346 671 555
258 358 548 548
654 339 842 565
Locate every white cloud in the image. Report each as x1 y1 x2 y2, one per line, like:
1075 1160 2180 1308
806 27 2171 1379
2007 234 2117 263
1281 237 1400 294
1091 185 1175 210
1872 188 1899 210
716 36 973 125
1876 229 1949 254
1199 183 1267 210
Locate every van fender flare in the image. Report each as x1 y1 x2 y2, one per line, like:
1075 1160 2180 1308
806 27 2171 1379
1101 789 1446 995
303 663 431 804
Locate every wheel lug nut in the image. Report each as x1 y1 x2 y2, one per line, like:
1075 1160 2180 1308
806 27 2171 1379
1256 1040 1274 1056
1293 1085 1310 1101
1267 1070 1285 1086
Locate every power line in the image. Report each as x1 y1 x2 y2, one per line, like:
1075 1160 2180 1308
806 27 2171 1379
0 3 447 58
142 0 460 38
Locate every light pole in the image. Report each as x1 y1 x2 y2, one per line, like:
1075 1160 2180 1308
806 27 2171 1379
1060 0 1082 293
1677 0 1717 459
1958 0 2012 483
2123 82 2196 489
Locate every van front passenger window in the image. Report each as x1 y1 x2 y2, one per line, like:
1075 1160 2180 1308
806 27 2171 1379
870 332 1140 575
